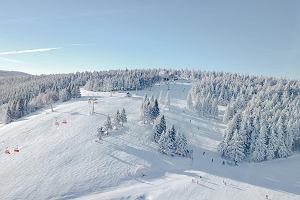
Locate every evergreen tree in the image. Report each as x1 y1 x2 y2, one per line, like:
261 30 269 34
158 130 169 154
15 99 24 118
104 115 113 131
153 115 167 142
3 106 14 124
140 95 151 123
194 95 203 116
223 104 233 123
150 99 160 122
266 128 278 160
113 110 121 127
97 126 105 140
175 132 189 157
277 118 289 158
251 125 267 162
74 85 81 98
226 129 245 163
211 99 218 118
120 108 127 126
158 125 177 156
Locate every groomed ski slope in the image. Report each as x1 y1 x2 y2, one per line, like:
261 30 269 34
0 81 299 200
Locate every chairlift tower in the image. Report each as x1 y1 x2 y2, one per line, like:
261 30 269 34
90 98 97 115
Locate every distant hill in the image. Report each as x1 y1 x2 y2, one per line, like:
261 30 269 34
0 70 30 77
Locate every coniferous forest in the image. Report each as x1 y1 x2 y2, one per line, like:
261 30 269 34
1 69 299 163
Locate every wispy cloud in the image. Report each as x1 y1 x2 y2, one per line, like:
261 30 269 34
0 57 27 64
0 47 62 56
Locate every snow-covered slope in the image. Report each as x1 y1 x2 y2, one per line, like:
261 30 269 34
0 81 299 200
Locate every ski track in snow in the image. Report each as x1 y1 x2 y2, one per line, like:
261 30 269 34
0 81 299 200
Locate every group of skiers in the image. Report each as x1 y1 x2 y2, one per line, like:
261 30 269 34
4 146 19 154
54 118 67 126
200 150 229 166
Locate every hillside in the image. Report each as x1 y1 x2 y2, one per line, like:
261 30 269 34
0 81 299 200
0 70 30 78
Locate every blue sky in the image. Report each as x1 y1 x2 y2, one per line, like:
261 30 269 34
0 0 299 79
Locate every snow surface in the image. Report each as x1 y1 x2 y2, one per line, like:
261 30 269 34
0 81 299 200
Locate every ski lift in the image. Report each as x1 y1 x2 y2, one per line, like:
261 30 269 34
14 146 19 153
62 119 67 124
4 147 10 154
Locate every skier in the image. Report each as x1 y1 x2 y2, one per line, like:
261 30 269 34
222 161 225 165
4 147 10 154
203 151 205 156
211 158 214 163
55 120 59 126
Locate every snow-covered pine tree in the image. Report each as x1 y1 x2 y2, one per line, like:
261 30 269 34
104 115 113 131
165 125 177 155
113 110 121 128
226 129 245 163
149 99 160 123
140 95 151 123
120 108 127 126
266 128 278 160
84 80 94 91
74 85 81 98
43 91 59 112
97 126 105 140
277 117 289 158
285 119 294 156
223 104 233 123
251 124 268 162
153 115 166 142
194 95 202 116
59 88 70 102
211 99 218 118
3 106 14 124
175 131 189 157
158 130 169 154
15 99 24 118
218 112 242 157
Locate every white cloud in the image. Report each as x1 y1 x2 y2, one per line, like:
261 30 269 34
0 47 62 56
0 57 27 64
